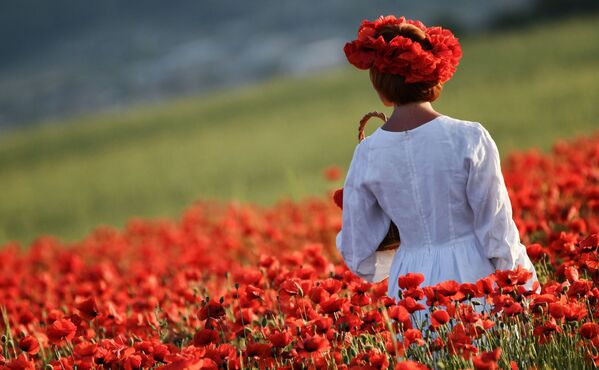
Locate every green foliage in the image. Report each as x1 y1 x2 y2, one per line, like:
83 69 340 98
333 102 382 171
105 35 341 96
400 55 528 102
1 15 598 245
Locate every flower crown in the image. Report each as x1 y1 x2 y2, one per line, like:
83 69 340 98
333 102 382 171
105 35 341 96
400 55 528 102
343 15 462 84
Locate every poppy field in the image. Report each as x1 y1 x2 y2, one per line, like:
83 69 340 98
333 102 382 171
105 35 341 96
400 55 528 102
1 129 599 369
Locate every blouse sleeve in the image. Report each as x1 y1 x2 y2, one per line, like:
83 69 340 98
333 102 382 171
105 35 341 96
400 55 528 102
335 140 395 283
466 126 539 289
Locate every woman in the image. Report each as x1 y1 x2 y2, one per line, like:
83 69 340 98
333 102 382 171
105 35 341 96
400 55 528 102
335 15 539 307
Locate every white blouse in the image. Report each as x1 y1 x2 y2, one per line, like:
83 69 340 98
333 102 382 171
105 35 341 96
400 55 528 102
335 115 539 302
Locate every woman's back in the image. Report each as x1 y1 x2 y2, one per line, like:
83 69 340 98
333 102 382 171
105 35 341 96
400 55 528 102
367 115 484 247
335 114 539 300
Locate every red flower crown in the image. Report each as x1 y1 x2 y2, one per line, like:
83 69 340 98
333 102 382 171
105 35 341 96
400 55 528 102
343 15 462 84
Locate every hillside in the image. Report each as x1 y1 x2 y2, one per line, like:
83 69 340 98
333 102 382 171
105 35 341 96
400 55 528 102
1 14 598 245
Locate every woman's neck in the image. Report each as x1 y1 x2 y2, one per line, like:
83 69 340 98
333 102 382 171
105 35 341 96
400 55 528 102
382 102 441 132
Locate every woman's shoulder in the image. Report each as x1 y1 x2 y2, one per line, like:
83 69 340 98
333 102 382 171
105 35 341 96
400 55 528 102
438 115 495 156
439 115 488 135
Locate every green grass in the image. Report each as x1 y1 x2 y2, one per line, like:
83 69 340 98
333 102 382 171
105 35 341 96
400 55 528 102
1 15 599 246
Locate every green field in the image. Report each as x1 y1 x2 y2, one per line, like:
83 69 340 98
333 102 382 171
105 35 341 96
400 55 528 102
1 15 599 246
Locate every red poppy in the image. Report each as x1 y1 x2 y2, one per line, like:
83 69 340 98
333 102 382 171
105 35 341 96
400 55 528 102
320 278 343 294
431 309 451 329
267 332 292 348
193 328 220 346
567 279 593 297
197 298 226 320
397 297 426 314
563 265 580 282
280 279 303 296
403 329 425 347
526 243 549 262
350 292 372 307
302 335 330 352
495 265 532 291
388 305 411 326
533 318 562 344
319 295 348 314
324 166 342 182
447 323 477 359
74 342 98 358
398 273 425 290
548 302 568 320
311 316 334 333
46 319 77 345
580 322 599 339
476 276 497 296
308 286 329 304
335 313 362 334
459 283 482 299
564 301 587 321
245 342 273 358
75 296 99 321
579 233 599 251
4 354 35 370
435 280 461 298
472 348 502 370
18 336 40 355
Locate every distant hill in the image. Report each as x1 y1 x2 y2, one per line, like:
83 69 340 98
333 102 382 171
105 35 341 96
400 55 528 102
0 0 530 129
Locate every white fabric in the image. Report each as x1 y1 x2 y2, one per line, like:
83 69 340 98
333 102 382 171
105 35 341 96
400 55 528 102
335 115 539 302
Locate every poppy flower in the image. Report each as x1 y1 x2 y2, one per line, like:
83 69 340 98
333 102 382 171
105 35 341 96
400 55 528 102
324 166 342 182
302 335 330 352
459 283 482 299
533 319 562 344
548 302 568 319
388 305 411 326
4 354 35 370
245 342 273 358
431 309 451 329
495 266 532 291
472 348 502 370
46 319 77 345
75 296 99 321
193 328 220 346
197 299 226 320
18 336 40 355
526 243 549 262
398 297 426 314
398 273 425 290
567 279 593 297
319 295 348 314
580 322 599 339
579 234 599 252
335 313 362 333
267 332 292 348
403 329 425 347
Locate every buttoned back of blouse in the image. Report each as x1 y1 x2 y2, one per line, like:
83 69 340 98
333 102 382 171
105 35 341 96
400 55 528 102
335 115 539 302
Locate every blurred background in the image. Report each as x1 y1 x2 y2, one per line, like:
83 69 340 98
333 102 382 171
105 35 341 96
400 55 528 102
1 0 598 245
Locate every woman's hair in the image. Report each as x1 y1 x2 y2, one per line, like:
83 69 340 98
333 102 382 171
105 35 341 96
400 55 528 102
369 23 443 105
